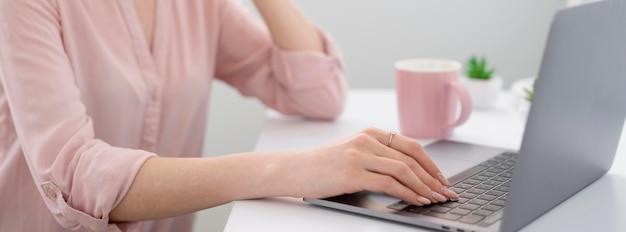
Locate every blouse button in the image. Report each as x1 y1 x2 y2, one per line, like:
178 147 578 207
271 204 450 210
45 187 57 200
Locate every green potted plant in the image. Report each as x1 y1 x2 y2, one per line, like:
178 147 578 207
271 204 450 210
523 81 535 102
463 55 503 109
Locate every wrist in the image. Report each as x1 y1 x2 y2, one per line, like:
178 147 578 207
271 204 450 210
232 151 296 199
258 151 307 198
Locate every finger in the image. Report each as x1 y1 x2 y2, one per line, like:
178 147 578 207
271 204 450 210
360 172 432 206
351 128 457 200
364 128 451 186
387 135 459 199
366 143 459 201
363 155 452 203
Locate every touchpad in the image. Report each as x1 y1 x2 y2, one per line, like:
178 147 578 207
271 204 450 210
424 140 509 177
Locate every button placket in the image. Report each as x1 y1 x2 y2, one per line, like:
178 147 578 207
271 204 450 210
118 0 165 152
140 82 163 151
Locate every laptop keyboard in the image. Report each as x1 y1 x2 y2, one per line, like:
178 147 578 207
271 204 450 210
387 152 517 227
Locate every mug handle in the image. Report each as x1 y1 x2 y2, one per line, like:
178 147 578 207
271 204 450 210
447 82 473 128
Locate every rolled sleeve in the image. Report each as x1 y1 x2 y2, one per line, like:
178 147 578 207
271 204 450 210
215 0 347 120
37 145 155 232
267 28 347 119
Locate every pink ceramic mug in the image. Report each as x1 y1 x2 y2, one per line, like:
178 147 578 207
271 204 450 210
395 58 472 138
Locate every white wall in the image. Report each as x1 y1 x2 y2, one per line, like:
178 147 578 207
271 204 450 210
194 1 569 231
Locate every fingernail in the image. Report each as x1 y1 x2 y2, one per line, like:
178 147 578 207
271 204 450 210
431 191 447 203
438 172 450 187
416 196 432 205
442 187 459 200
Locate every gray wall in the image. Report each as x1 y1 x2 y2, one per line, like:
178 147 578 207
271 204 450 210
292 0 568 88
194 1 570 231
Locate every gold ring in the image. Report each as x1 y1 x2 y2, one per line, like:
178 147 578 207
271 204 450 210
387 131 397 147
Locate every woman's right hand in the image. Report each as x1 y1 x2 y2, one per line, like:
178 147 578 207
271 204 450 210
273 127 459 206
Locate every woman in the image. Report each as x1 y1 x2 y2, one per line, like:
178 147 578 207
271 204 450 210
0 0 458 231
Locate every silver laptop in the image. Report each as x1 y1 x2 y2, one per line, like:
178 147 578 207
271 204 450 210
304 1 626 231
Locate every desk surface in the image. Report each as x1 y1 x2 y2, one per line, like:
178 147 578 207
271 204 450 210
223 89 626 232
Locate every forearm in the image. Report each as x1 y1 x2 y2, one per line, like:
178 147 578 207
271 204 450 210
109 152 288 222
252 0 324 52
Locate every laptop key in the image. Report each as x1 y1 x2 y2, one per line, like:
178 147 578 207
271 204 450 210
462 179 482 185
459 214 485 224
479 172 498 177
491 199 507 206
457 197 470 203
497 164 513 169
405 205 430 214
440 202 461 208
425 212 462 221
472 175 490 181
484 180 503 186
478 210 504 227
449 187 465 194
475 184 494 190
502 160 516 166
479 161 498 167
477 194 497 201
466 188 486 195
494 186 510 192
459 193 478 199
486 190 505 196
450 208 471 216
473 209 495 216
459 203 480 211
387 201 410 210
492 176 510 182
430 206 452 213
468 199 489 205
500 172 513 178
487 167 505 173
454 183 473 189
482 204 503 211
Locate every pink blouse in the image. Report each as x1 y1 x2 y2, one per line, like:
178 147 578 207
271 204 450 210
0 0 346 231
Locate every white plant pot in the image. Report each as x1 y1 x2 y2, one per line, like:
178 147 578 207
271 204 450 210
511 77 536 122
517 98 532 123
462 75 503 109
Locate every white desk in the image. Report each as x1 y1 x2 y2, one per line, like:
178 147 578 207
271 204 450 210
224 89 626 232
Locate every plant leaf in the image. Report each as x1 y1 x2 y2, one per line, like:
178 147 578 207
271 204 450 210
465 55 496 79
